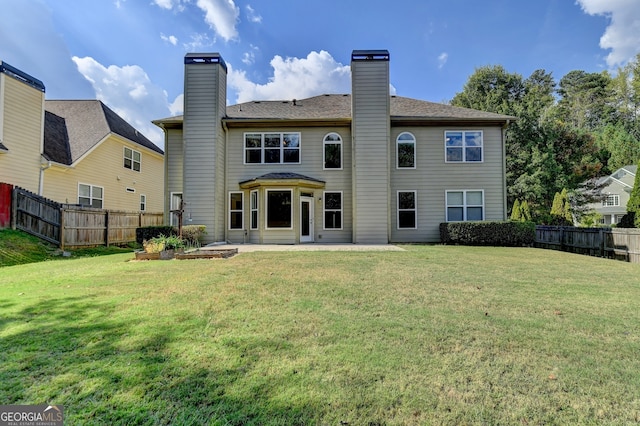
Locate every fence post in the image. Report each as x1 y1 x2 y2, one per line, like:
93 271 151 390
60 206 65 251
105 210 110 247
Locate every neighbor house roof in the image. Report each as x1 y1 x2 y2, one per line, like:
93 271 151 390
153 94 515 128
44 100 163 166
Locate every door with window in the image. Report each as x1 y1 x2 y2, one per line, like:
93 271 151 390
300 196 314 243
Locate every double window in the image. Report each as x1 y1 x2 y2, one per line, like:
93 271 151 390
245 133 301 164
124 147 141 171
397 191 417 229
446 190 484 221
323 191 343 229
396 132 416 168
602 194 620 207
78 183 103 208
445 131 483 162
323 133 342 169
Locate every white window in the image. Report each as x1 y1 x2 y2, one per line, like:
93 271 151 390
140 194 146 211
124 147 141 171
602 194 620 207
446 190 484 221
266 189 293 229
250 190 259 230
244 133 301 164
78 183 103 208
229 192 243 230
323 191 343 230
397 191 417 228
445 131 483 163
397 132 416 168
323 133 342 169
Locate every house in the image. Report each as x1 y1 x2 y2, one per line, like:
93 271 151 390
588 165 637 225
0 60 164 213
153 50 513 244
42 100 164 212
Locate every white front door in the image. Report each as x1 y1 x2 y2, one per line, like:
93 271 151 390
300 196 314 243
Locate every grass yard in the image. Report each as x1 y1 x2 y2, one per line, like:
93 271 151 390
0 245 639 425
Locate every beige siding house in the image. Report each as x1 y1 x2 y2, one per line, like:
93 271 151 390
43 100 164 212
0 61 163 214
154 50 513 244
0 61 46 193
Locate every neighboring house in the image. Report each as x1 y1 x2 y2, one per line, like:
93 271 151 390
43 100 164 212
153 50 513 244
0 61 46 193
0 60 164 213
588 165 637 225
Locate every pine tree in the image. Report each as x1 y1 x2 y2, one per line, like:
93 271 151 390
561 188 573 224
510 199 522 221
520 200 532 221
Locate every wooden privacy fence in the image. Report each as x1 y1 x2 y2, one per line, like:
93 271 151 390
535 226 640 263
10 185 163 249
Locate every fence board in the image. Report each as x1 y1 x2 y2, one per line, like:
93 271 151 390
535 226 640 263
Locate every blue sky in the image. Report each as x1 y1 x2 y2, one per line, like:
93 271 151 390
1 0 639 148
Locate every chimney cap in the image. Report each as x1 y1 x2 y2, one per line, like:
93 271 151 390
184 53 227 71
351 50 390 61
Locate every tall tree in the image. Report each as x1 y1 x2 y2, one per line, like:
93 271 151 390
555 70 614 130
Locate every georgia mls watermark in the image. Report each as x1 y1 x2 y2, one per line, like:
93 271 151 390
0 405 63 426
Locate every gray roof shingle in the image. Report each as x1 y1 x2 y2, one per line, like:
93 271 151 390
44 100 163 165
154 94 514 126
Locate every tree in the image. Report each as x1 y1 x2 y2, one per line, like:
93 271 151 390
556 70 614 130
520 200 532 222
550 189 573 225
510 199 522 221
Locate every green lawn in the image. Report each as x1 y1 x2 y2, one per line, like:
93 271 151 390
1 246 639 425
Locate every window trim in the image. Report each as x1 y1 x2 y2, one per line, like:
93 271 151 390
323 132 343 170
243 132 301 165
250 190 259 230
323 191 343 230
124 146 142 172
78 182 104 209
396 132 416 169
444 130 484 163
265 189 294 230
445 189 485 222
229 191 244 230
397 190 418 229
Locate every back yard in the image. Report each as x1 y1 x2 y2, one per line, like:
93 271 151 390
0 245 638 425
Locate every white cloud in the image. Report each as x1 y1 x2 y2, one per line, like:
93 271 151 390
169 94 184 116
437 52 448 69
182 33 214 51
246 5 262 23
161 33 178 45
195 0 240 42
577 0 640 67
153 0 175 10
72 56 174 148
229 50 352 103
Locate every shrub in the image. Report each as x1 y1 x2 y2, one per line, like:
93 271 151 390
440 221 536 246
180 225 207 246
617 211 636 228
136 226 176 245
510 199 522 221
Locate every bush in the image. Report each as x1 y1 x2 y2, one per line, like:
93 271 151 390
136 226 176 245
617 212 636 228
180 225 207 246
440 221 536 246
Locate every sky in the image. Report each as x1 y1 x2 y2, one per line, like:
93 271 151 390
1 0 639 149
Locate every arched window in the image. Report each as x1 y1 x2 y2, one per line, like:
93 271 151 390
397 132 416 168
323 133 342 169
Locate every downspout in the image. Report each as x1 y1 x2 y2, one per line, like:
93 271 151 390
502 120 510 220
222 119 231 244
39 159 51 196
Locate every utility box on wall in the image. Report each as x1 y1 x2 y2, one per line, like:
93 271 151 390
0 183 13 228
